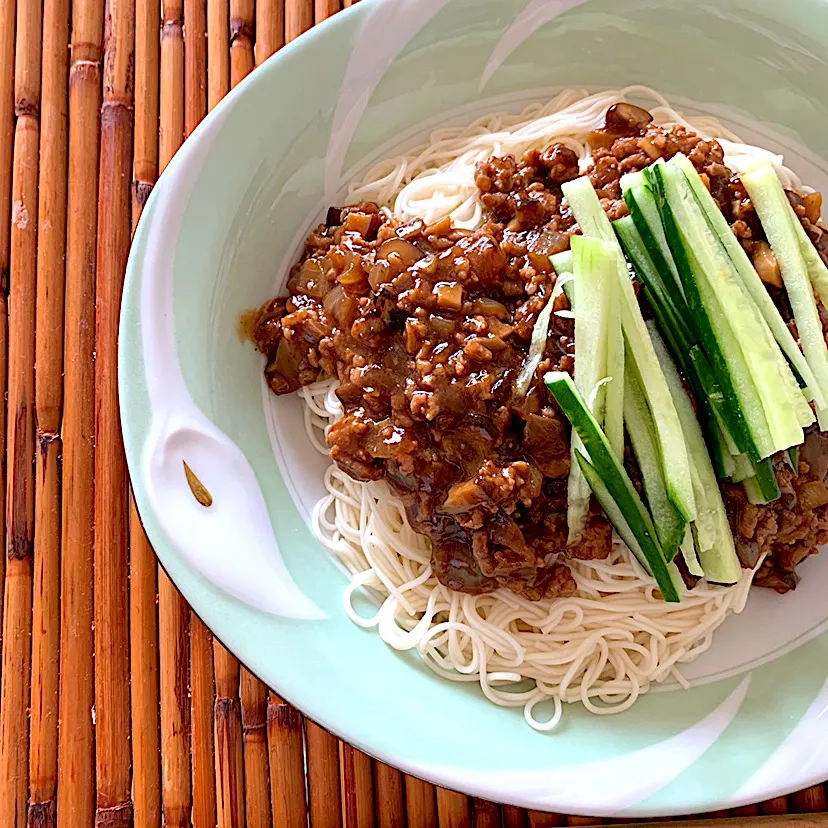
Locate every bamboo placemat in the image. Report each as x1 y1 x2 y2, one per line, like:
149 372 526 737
0 0 826 824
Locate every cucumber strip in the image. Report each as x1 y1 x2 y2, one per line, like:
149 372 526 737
730 451 755 483
545 371 681 602
515 291 558 398
614 215 695 347
653 163 806 456
550 250 573 276
615 217 737 471
788 445 800 475
741 163 828 428
623 183 685 302
789 202 828 307
566 236 613 543
668 153 822 411
648 323 742 585
563 175 695 521
619 170 647 192
743 456 781 504
604 270 626 460
614 214 739 479
681 525 705 578
623 360 686 559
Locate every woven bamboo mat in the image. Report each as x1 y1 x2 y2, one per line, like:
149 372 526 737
0 0 826 823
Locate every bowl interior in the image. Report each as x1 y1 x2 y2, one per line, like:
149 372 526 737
120 0 828 816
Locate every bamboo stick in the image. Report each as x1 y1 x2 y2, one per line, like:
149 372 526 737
565 817 600 826
182 7 216 824
374 760 404 828
732 805 761 818
93 0 135 823
28 0 68 815
0 0 15 376
286 0 313 42
314 0 338 23
0 0 41 821
158 0 191 822
230 0 254 87
56 0 104 819
793 786 828 814
763 799 792 816
190 618 217 828
436 787 471 828
214 644 245 826
207 0 229 111
132 0 159 222
306 722 342 828
129 501 161 828
184 0 206 136
158 570 192 827
404 775 438 828
267 692 308 828
473 799 501 828
129 7 162 823
342 0 357 6
502 806 529 828
255 0 283 64
241 669 271 828
341 744 375 828
527 813 562 828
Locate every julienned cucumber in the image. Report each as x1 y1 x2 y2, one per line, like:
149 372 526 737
615 214 739 480
652 163 807 458
544 371 682 602
623 358 686 560
668 153 823 414
566 236 613 543
550 250 572 276
622 177 685 305
741 162 828 430
648 324 742 584
562 175 696 522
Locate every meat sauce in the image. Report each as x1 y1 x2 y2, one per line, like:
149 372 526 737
251 102 828 599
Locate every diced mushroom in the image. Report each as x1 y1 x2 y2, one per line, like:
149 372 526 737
323 284 358 329
342 211 374 236
797 480 828 510
803 191 823 225
470 298 509 319
435 282 463 311
751 241 783 288
604 102 653 136
441 479 488 513
288 259 328 299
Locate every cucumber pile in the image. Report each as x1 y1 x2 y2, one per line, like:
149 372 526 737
543 156 828 602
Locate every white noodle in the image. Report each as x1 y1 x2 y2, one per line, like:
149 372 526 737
296 87 780 730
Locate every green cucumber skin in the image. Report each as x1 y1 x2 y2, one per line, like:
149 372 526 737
661 163 810 447
624 186 686 307
545 372 680 603
745 456 782 504
741 164 828 422
670 154 822 410
624 361 686 560
648 325 743 585
651 165 765 459
614 217 737 478
563 176 696 523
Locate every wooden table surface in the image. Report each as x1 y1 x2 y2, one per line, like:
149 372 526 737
0 0 826 824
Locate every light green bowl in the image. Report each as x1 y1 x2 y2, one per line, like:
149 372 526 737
120 0 828 815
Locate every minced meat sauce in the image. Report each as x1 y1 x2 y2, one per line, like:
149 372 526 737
250 102 828 599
